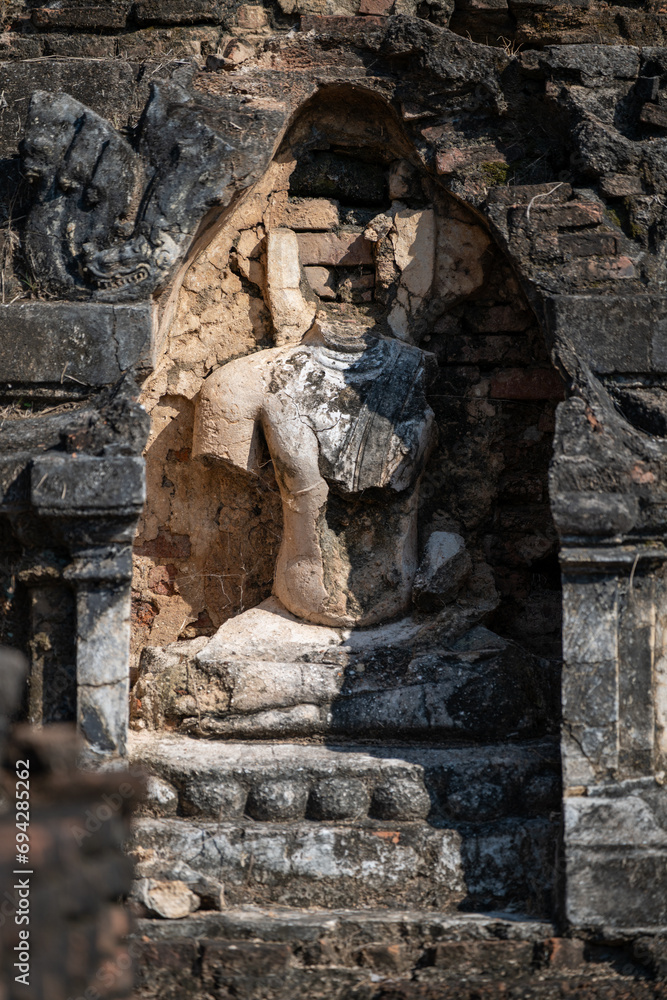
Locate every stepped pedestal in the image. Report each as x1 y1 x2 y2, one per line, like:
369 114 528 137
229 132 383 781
129 599 562 984
128 732 560 915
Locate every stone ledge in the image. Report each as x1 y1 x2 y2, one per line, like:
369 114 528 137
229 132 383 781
132 908 667 1000
31 454 145 514
135 905 555 942
133 598 558 740
130 812 556 910
0 300 156 386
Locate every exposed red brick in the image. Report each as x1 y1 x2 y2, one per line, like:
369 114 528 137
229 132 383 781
585 255 635 280
236 3 268 27
436 147 477 175
356 943 411 972
490 368 565 401
359 0 394 14
300 14 386 29
431 939 534 972
166 447 191 462
487 182 572 206
31 4 129 29
528 202 603 228
558 232 617 256
600 173 643 198
132 598 159 628
147 564 178 596
138 939 198 973
544 937 586 969
202 941 292 977
135 531 191 560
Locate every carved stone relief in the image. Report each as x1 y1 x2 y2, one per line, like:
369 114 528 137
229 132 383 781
19 78 280 301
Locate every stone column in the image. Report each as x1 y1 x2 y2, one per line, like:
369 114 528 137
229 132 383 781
31 454 145 758
546 293 667 933
64 545 133 756
560 545 667 931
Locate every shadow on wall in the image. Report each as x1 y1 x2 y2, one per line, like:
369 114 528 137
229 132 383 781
132 396 281 668
324 738 563 917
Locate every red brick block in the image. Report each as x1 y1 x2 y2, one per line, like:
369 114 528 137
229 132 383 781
135 531 191 560
300 14 386 29
487 182 572 207
544 937 585 969
431 939 534 974
359 0 394 13
559 232 617 256
138 940 198 971
600 173 643 198
585 255 635 279
528 202 603 228
356 943 411 972
436 148 467 175
296 231 373 266
490 368 565 401
236 3 268 27
32 3 129 29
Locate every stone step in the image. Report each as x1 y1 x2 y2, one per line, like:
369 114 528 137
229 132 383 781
132 907 658 1000
134 908 554 999
129 732 561 826
129 734 560 914
130 811 557 913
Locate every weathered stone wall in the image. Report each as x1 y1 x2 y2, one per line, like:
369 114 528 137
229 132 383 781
3 0 667 59
3 0 667 981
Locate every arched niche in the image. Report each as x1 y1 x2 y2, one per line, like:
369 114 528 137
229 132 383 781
131 84 564 674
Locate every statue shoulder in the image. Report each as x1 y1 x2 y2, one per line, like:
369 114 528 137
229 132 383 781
199 347 290 399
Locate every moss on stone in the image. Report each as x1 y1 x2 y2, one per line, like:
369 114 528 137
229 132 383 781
480 161 512 185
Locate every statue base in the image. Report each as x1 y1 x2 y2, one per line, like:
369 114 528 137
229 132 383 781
133 597 558 741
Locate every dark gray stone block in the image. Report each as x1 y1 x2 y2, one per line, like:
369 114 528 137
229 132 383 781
182 779 248 819
308 778 371 821
31 455 145 514
546 295 667 375
371 778 432 821
0 302 155 385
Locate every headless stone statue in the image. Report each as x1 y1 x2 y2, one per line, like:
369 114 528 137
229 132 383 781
193 316 436 627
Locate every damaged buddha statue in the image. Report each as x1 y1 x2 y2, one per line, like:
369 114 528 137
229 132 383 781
192 310 436 628
193 224 438 628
